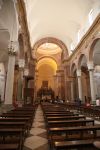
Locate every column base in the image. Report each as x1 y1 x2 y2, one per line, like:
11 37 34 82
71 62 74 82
91 101 96 106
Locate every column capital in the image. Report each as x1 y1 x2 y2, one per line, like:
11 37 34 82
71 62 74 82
18 59 25 69
8 41 19 56
87 62 94 71
24 68 29 76
77 69 81 77
8 50 17 56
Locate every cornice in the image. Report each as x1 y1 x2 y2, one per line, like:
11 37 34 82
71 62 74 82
17 0 32 60
63 14 100 63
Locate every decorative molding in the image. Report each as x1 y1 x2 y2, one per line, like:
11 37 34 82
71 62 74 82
17 0 32 59
63 14 100 63
33 37 69 58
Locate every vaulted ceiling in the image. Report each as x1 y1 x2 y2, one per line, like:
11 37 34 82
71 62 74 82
24 0 100 54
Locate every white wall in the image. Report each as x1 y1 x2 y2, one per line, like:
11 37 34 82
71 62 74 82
0 63 5 101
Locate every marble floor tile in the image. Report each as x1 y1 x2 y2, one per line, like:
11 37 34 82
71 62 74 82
38 132 47 139
30 127 46 135
32 122 45 127
24 136 48 150
23 146 32 150
34 143 49 150
34 118 44 122
38 125 46 129
24 105 49 150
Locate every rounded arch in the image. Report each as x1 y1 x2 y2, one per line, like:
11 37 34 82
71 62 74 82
33 37 69 56
0 62 6 101
37 56 58 66
25 52 28 65
78 54 87 69
70 63 77 75
18 33 24 58
89 38 100 62
36 57 57 74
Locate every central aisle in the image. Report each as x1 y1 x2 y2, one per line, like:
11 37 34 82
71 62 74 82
24 105 49 150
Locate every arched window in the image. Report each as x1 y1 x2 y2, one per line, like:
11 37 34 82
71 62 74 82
88 9 94 25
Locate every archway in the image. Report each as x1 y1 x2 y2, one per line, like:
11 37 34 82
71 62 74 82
33 37 68 101
36 57 57 101
89 39 100 99
0 63 6 102
71 63 78 101
78 54 90 103
33 37 68 57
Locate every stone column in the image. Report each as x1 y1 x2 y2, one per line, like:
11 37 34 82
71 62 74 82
58 75 62 99
53 75 57 97
77 69 82 100
5 51 16 105
17 59 25 101
64 67 67 101
88 63 96 102
34 69 38 100
70 78 74 101
56 73 59 97
28 58 36 88
56 70 62 99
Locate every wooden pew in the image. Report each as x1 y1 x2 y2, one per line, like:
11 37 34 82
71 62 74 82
1 114 33 118
0 104 37 150
54 139 100 150
47 119 94 128
0 121 29 136
0 128 24 150
0 117 29 123
45 111 70 114
10 110 34 113
0 144 19 150
49 125 100 143
47 115 85 121
0 117 31 130
1 114 33 127
45 114 78 118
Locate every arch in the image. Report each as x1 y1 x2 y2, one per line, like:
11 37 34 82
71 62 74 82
25 52 28 65
37 56 58 65
18 33 24 58
78 54 87 69
70 63 77 75
36 57 57 74
0 63 6 101
89 38 100 62
61 51 64 61
33 37 68 57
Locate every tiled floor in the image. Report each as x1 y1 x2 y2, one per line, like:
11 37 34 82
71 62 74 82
23 105 49 150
